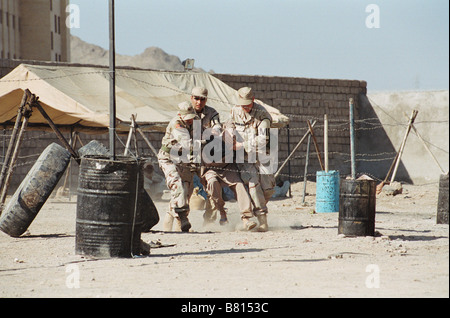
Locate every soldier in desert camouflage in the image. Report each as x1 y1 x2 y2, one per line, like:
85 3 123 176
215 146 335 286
158 101 199 232
190 87 253 229
230 87 276 232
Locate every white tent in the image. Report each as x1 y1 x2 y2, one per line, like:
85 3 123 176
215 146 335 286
0 64 289 133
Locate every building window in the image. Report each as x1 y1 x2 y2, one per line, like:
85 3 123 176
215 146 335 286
51 32 54 50
50 0 52 11
0 10 2 24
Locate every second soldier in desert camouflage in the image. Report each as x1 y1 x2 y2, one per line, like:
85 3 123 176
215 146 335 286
158 101 199 232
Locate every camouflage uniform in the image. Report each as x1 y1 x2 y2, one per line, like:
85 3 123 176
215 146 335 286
202 164 253 220
197 105 253 224
231 101 276 216
158 103 198 232
195 104 221 223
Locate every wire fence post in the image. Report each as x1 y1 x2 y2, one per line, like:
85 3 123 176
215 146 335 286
109 0 116 160
287 124 292 197
302 134 311 204
324 114 328 172
349 98 356 179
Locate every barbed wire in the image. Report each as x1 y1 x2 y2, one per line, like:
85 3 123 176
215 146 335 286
0 136 443 189
1 69 447 187
0 70 112 83
1 115 447 164
291 151 398 162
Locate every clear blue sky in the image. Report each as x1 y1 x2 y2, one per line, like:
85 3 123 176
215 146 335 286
69 0 449 92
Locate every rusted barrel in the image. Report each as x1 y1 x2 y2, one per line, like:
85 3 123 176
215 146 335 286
76 156 143 258
0 143 71 237
339 179 376 236
437 173 449 224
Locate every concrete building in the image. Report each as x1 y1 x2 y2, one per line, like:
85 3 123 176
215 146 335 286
0 0 70 62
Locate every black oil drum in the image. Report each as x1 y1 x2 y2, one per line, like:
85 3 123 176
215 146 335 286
76 156 143 258
339 179 376 236
437 173 449 224
0 143 71 237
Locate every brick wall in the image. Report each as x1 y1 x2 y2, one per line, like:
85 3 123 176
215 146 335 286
1 128 164 195
214 73 367 182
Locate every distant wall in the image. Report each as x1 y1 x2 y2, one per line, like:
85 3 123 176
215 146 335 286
361 90 449 184
214 73 368 181
214 74 449 185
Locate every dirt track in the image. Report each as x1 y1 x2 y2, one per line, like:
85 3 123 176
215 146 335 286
0 181 448 298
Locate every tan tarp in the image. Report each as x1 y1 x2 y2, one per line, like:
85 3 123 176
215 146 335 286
0 64 289 133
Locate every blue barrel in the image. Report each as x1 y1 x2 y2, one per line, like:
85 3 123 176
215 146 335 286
315 170 340 213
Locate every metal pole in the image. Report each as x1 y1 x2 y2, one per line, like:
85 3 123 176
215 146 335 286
349 98 356 179
287 124 292 197
109 0 116 160
302 134 311 204
324 114 328 172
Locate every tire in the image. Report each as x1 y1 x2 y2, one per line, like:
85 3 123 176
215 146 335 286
141 189 160 232
0 143 71 237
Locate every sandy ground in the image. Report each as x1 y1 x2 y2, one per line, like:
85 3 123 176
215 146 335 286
0 181 448 298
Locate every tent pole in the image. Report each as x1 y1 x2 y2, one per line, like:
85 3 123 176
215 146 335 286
109 0 116 160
